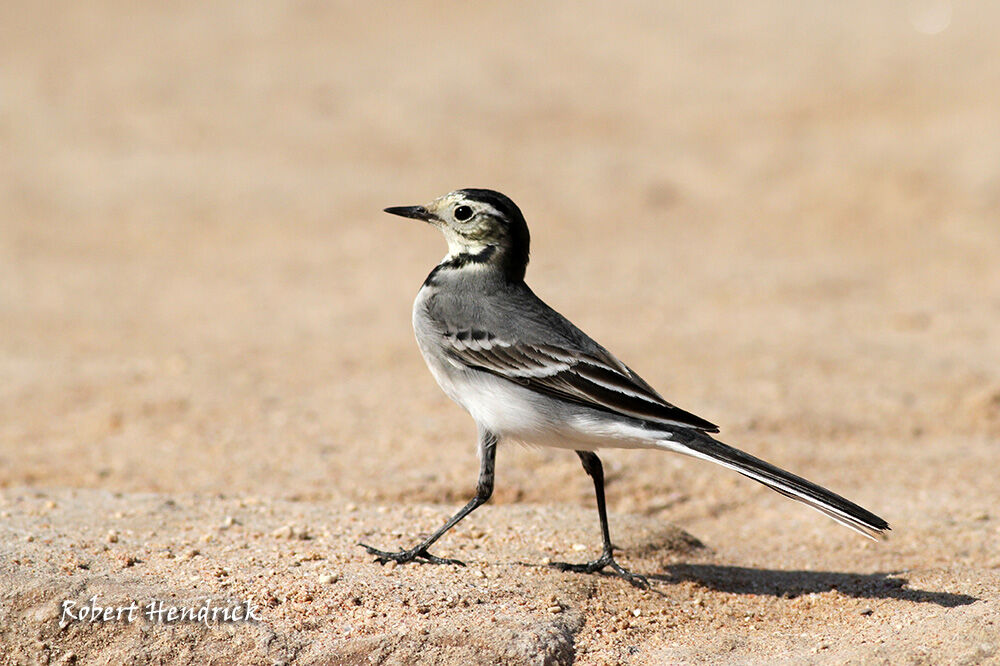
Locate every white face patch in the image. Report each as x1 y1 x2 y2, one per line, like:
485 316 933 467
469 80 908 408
441 227 490 259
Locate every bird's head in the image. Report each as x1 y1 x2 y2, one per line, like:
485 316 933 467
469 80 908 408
385 188 530 281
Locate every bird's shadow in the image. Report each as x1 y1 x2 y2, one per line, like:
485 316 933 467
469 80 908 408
648 564 978 608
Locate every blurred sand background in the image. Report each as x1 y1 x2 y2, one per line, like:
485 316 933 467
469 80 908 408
1 1 999 663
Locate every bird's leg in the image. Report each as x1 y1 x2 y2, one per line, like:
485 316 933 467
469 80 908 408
360 430 497 567
550 450 649 589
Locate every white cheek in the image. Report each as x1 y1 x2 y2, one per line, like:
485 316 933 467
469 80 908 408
439 224 490 258
442 229 466 256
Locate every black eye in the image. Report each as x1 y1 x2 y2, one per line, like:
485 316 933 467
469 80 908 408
454 205 473 221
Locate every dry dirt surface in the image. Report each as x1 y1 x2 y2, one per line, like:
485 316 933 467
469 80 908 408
2 1 999 664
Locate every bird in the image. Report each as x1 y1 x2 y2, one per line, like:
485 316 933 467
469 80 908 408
360 188 889 588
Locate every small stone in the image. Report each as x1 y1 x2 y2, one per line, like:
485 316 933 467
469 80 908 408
632 608 642 617
547 605 562 614
860 608 873 616
571 543 587 552
318 573 338 584
296 552 323 563
106 531 119 543
540 557 551 565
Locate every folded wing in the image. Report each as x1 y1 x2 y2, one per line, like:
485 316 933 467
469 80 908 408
442 329 719 433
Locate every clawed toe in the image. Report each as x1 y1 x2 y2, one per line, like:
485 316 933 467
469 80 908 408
358 543 466 567
549 554 648 589
359 543 410 564
605 560 649 589
549 559 597 573
414 551 466 566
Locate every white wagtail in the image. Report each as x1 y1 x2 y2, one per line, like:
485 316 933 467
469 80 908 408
361 189 889 587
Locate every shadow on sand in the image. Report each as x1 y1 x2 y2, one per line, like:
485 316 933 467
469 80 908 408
650 564 978 608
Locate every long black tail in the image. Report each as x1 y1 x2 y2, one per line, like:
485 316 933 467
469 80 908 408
665 434 889 539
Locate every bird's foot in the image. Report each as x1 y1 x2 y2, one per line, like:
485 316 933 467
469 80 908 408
550 552 649 589
359 542 465 567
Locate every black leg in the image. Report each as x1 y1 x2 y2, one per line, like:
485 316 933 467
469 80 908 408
550 451 649 588
360 429 497 567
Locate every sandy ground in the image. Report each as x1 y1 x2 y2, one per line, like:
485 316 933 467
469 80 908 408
2 1 999 663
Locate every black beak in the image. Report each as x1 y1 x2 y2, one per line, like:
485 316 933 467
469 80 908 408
384 205 433 221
